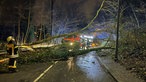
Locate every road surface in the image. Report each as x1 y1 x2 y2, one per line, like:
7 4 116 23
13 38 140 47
0 51 116 82
36 51 116 82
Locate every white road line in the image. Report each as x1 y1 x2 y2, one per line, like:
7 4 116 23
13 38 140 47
33 61 58 82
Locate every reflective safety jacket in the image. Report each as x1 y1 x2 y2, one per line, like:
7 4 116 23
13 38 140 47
6 41 19 58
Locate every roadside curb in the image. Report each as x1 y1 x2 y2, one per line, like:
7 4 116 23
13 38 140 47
97 56 118 82
96 55 144 82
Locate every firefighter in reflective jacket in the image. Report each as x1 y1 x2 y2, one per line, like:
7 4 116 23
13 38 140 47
6 36 19 72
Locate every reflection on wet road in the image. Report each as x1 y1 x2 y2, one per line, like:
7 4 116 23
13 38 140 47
76 51 112 82
38 51 116 82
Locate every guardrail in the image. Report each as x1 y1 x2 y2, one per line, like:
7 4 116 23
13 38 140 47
0 51 7 55
0 50 6 52
0 50 7 63
0 58 9 63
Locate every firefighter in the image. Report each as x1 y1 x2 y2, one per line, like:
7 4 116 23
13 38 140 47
6 36 19 72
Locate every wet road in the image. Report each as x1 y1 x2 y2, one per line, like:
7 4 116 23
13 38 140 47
37 51 116 82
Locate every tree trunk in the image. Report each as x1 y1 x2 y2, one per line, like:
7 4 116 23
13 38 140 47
115 0 121 62
24 4 31 43
17 16 21 44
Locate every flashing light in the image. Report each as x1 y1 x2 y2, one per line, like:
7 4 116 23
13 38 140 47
80 35 93 39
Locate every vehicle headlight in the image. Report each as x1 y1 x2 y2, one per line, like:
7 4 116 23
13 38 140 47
70 42 73 46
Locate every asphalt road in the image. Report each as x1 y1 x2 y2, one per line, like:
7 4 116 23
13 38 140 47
0 51 116 82
37 51 116 82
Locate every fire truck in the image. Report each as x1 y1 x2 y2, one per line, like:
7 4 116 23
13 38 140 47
62 35 81 51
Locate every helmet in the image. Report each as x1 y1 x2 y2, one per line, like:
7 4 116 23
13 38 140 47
7 36 15 42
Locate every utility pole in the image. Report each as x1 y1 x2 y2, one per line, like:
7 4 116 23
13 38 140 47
115 0 121 62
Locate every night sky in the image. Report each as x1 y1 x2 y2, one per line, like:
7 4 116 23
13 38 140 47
0 0 146 42
32 0 101 26
0 0 102 42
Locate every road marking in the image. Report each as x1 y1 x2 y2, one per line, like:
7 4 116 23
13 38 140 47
33 61 58 82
